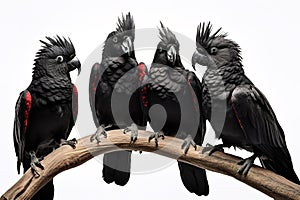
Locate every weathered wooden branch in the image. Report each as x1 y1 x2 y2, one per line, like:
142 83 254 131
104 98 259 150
1 130 300 200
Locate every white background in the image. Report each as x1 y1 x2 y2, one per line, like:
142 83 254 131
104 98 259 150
0 1 299 199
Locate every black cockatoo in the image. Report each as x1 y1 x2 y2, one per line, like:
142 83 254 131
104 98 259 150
146 22 209 196
13 36 81 199
89 13 148 186
192 22 299 184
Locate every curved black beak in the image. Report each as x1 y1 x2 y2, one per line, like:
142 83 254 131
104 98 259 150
68 57 81 75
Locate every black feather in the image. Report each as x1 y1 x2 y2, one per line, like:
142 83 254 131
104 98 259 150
158 22 179 49
35 36 75 61
116 12 135 39
196 22 224 48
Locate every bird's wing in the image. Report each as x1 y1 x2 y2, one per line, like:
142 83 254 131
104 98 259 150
72 84 78 122
89 63 101 127
13 90 32 174
187 71 206 144
65 83 78 138
231 85 286 147
138 62 149 126
230 84 300 183
230 84 292 162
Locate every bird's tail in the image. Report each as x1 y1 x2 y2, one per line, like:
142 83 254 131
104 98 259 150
177 161 209 196
259 146 300 184
103 151 132 186
31 180 54 200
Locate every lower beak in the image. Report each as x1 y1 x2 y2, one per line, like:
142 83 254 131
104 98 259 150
121 37 133 56
68 57 81 75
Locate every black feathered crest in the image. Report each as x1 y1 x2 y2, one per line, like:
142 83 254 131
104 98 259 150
158 22 179 49
116 12 135 39
35 36 75 61
196 22 226 48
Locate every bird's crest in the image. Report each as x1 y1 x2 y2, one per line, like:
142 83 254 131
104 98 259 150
158 22 179 48
35 36 75 61
116 12 135 39
196 22 226 48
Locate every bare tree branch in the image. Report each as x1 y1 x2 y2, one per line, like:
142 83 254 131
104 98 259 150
1 130 300 200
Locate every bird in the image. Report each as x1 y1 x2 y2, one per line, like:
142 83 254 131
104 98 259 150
89 13 148 186
146 22 209 196
13 36 81 200
192 22 300 184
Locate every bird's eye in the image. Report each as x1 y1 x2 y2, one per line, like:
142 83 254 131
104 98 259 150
56 55 64 63
210 47 218 55
112 36 118 43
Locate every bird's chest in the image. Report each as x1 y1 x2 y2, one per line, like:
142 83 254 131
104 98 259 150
101 64 140 95
30 77 73 105
202 81 233 122
148 78 196 137
202 67 241 119
148 68 187 101
25 102 72 152
29 102 72 130
203 86 249 147
114 69 140 95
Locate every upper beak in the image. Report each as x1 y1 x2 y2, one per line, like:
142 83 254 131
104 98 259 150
167 46 176 64
121 36 133 56
191 49 210 71
68 57 81 75
192 51 200 70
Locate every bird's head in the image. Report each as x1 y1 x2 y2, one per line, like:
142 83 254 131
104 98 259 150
192 22 242 70
153 22 180 67
103 12 135 58
33 36 81 78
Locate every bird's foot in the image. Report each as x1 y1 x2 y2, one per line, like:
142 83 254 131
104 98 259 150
28 151 44 177
148 131 165 148
60 138 77 149
237 154 257 175
181 135 197 154
202 144 225 155
90 124 111 144
123 123 139 144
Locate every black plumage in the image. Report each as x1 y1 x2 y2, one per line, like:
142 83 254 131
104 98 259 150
192 22 299 184
13 36 81 199
89 13 148 186
147 23 209 196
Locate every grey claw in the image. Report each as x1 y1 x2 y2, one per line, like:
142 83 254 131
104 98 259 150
237 154 256 176
148 131 165 148
28 151 44 177
202 144 224 155
181 135 197 154
60 138 77 149
123 123 138 144
90 125 108 144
